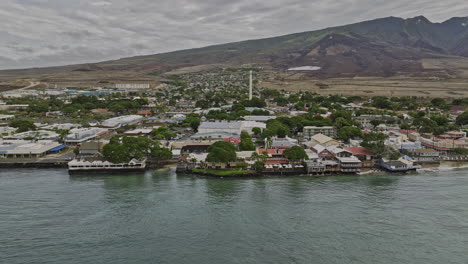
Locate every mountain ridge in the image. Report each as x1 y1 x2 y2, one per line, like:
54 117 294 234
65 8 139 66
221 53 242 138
2 15 468 78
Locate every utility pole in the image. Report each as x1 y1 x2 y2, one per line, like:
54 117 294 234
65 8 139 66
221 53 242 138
249 70 253 100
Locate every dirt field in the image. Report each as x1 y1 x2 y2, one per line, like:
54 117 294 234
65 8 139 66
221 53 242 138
261 77 468 98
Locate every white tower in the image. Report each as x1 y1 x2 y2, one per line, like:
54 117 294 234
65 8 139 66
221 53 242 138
249 70 253 100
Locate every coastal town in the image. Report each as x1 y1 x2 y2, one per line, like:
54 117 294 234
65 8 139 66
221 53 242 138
1 69 468 176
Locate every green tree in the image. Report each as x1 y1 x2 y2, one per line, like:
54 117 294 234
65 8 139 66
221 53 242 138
337 126 363 142
102 136 171 163
252 161 265 172
9 120 36 133
239 132 256 151
252 127 262 136
456 111 468 126
361 132 388 156
206 141 237 163
151 127 176 140
283 146 308 160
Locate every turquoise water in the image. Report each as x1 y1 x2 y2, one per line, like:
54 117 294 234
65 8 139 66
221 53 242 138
1 168 468 264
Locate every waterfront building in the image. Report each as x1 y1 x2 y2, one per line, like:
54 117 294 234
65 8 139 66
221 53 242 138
404 149 440 163
380 158 421 172
0 140 63 158
68 158 146 174
344 147 377 168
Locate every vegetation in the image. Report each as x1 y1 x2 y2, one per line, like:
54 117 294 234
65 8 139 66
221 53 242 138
151 127 176 140
239 132 256 151
9 120 36 133
206 141 237 163
283 146 308 160
102 136 171 163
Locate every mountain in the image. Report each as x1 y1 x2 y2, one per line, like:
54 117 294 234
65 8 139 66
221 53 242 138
3 15 468 78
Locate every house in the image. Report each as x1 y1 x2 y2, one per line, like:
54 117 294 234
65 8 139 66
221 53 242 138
307 134 340 147
224 137 241 144
450 106 468 116
137 110 152 116
380 158 421 172
345 147 377 168
404 149 440 163
310 144 335 160
303 126 336 138
270 137 297 149
91 108 110 114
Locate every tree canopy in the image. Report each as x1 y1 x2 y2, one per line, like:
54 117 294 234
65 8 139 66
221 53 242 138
206 141 237 163
283 146 308 160
239 132 256 151
102 136 171 163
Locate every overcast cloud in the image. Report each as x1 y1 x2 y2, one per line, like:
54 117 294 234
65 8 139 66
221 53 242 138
0 0 467 69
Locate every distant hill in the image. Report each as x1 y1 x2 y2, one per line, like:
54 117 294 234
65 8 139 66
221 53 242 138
3 15 468 77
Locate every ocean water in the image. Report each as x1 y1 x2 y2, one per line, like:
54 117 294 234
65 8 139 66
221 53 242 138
1 168 468 264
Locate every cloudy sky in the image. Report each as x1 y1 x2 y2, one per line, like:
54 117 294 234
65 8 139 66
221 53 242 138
1 0 467 69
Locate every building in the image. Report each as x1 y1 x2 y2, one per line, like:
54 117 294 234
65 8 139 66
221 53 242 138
115 83 150 90
242 116 276 122
101 115 144 129
68 158 146 174
0 114 14 121
303 126 336 138
404 149 440 163
344 147 377 168
124 128 153 136
355 115 397 129
78 141 103 157
380 158 421 172
65 128 110 145
306 134 340 147
0 140 63 158
198 121 266 135
191 132 240 140
7 130 60 141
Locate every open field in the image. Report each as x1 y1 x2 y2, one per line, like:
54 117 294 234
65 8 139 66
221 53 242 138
261 77 468 98
0 70 161 89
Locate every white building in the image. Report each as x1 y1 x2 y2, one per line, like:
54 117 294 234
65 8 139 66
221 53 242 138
115 83 150 90
8 130 60 140
65 128 110 145
0 140 62 158
198 121 266 135
0 114 14 121
101 115 144 129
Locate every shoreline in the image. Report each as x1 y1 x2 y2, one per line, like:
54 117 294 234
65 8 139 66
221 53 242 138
2 160 468 177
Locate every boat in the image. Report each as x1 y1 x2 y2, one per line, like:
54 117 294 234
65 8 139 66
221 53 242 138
68 158 146 174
